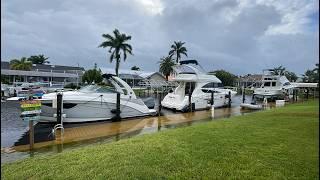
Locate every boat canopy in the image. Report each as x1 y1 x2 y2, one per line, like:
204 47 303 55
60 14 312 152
173 63 206 75
173 74 221 83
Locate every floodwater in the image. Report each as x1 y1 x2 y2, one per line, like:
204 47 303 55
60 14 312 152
1 95 269 164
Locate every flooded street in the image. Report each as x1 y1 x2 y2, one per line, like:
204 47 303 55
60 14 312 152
1 95 263 164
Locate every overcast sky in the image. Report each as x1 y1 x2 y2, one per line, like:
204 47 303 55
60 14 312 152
1 0 319 75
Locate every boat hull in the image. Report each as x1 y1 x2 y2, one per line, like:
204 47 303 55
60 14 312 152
39 99 156 123
161 92 234 111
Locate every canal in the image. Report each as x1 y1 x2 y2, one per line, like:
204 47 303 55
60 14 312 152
1 95 266 164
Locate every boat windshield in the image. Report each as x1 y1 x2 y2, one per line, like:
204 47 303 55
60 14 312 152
173 64 206 75
78 85 117 93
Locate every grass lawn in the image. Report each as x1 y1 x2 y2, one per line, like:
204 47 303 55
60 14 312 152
2 100 319 179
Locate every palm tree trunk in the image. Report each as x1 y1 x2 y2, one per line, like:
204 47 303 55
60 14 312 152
115 59 120 76
176 53 179 64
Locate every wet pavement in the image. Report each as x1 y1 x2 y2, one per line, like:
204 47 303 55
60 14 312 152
1 95 265 164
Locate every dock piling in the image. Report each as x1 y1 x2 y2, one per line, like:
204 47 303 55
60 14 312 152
116 92 121 121
56 93 63 125
211 90 214 105
242 86 245 103
158 93 162 116
188 89 192 112
228 91 231 108
29 120 34 150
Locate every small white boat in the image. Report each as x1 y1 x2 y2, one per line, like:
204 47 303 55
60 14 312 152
240 103 263 110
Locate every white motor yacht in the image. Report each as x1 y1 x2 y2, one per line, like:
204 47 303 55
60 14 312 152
161 60 237 111
253 69 295 100
39 74 156 123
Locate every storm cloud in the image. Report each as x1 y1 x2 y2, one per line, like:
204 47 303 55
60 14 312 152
1 0 319 75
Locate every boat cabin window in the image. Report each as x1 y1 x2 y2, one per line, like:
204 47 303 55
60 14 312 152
201 89 219 93
185 82 196 95
272 82 276 86
283 82 291 86
264 82 271 87
202 82 223 88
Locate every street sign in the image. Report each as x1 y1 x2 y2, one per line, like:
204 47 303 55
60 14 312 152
20 100 41 121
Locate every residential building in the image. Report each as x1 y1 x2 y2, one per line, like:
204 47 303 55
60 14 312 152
1 61 85 85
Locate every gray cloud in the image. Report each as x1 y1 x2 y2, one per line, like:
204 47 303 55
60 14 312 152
1 0 318 75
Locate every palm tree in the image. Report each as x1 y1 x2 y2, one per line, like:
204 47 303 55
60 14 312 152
159 56 175 80
98 29 133 76
27 54 50 64
271 66 286 75
131 66 140 71
168 41 188 63
10 57 32 71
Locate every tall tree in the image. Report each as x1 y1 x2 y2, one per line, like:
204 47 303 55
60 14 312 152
98 29 133 76
312 63 319 82
302 64 319 83
131 66 140 71
10 57 32 71
271 66 286 75
168 41 188 63
27 54 50 64
159 56 175 80
284 71 298 82
209 70 237 86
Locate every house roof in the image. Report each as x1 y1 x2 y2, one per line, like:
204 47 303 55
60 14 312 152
1 61 85 71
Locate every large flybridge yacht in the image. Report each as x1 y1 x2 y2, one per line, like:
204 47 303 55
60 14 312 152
253 69 295 100
161 60 237 111
39 74 156 123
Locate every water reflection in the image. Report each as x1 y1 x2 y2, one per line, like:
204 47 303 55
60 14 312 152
1 95 278 163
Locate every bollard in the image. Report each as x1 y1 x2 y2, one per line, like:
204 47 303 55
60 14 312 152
263 97 268 107
211 105 215 118
56 93 63 125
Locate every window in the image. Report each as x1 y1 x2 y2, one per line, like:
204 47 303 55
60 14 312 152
202 83 214 88
283 82 291 86
264 82 271 86
202 83 224 88
272 82 276 86
201 89 219 93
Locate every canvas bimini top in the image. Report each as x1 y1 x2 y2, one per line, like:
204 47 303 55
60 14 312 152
173 60 206 75
172 60 221 83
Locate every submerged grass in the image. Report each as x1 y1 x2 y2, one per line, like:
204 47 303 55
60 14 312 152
2 100 319 179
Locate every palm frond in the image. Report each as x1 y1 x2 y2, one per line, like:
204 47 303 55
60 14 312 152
102 34 115 41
